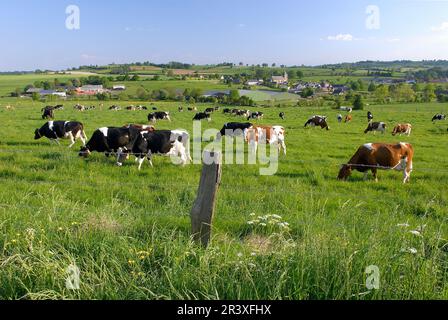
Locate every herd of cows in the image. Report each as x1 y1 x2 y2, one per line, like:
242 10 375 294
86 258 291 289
32 104 448 183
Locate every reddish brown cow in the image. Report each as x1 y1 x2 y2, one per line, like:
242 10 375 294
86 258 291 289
338 142 414 183
344 115 352 123
392 123 412 136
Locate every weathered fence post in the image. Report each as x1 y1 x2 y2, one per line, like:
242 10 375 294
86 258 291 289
190 151 222 247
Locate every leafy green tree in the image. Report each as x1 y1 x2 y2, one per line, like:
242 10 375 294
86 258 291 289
300 87 314 98
296 70 304 79
375 85 389 103
229 89 240 102
423 83 436 102
353 94 364 110
368 82 376 92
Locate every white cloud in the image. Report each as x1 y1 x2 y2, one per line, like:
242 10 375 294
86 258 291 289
81 54 96 60
238 23 246 28
431 22 448 32
327 34 354 41
125 27 132 32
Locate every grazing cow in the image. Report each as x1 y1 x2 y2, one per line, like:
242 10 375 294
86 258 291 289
109 105 121 111
54 105 64 110
205 108 215 113
236 110 250 117
367 111 374 122
119 130 189 170
188 107 198 112
432 114 446 122
5 105 15 111
340 106 353 113
178 106 184 112
126 105 137 111
223 108 231 114
338 142 414 183
79 126 142 158
365 122 386 134
74 104 86 111
392 123 412 136
42 107 54 120
337 114 343 123
344 115 353 123
304 115 330 130
214 106 220 111
152 107 158 111
148 112 171 123
279 112 285 120
136 105 148 110
247 111 264 120
217 122 253 139
35 121 87 148
246 125 287 155
193 112 211 122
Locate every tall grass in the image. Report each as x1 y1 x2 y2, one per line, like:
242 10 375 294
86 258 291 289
0 100 447 299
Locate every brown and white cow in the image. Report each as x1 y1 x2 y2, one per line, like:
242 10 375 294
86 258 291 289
344 115 353 123
392 123 412 136
245 125 286 155
338 142 414 183
364 122 386 134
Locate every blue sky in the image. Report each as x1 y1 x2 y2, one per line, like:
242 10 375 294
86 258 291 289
1 0 448 71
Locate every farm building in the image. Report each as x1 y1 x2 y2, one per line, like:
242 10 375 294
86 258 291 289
75 85 105 95
271 71 288 85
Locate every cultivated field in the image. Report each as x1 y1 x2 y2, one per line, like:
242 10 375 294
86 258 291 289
0 96 448 299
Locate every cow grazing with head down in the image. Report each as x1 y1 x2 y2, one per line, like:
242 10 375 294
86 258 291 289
217 122 253 140
344 115 353 123
304 116 330 130
432 114 446 122
392 123 412 136
148 112 171 123
118 130 190 170
365 122 386 134
247 111 264 120
245 125 287 155
193 112 211 122
79 126 143 159
367 111 374 122
35 121 87 148
338 142 414 183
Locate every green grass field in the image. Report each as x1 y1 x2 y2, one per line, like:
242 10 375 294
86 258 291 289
1 86 448 299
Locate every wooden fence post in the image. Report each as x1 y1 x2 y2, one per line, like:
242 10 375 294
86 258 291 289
190 151 222 247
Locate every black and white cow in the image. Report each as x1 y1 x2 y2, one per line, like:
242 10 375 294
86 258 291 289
205 108 215 113
42 106 55 119
217 122 253 139
118 130 190 170
109 105 121 111
432 114 446 122
35 121 87 148
79 126 142 158
223 108 231 114
247 111 264 120
279 112 285 120
367 111 374 122
148 112 171 123
193 112 211 122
